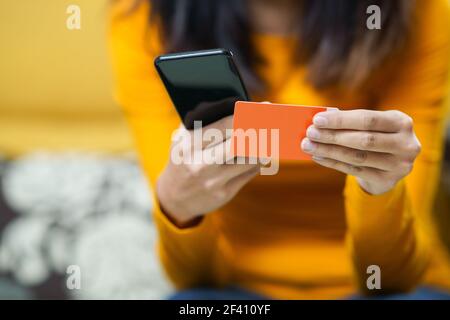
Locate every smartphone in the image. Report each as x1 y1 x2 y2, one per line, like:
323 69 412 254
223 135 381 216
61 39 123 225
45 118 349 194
154 49 249 129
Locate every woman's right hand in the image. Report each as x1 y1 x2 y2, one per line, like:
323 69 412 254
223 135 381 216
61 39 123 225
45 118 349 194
156 116 260 227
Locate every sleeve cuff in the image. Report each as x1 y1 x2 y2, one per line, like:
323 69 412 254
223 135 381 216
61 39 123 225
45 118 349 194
152 192 215 236
344 175 409 236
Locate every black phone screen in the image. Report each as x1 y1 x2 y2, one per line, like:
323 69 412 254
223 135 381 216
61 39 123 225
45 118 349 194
155 49 249 129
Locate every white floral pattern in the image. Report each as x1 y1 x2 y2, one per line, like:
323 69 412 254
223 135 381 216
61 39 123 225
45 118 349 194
0 153 172 299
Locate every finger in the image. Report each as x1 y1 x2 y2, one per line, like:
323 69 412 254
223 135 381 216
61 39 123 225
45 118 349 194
311 156 383 183
201 138 235 165
301 138 396 171
313 110 410 133
224 165 260 195
306 126 402 153
184 97 236 130
203 115 234 140
221 161 260 182
192 143 258 190
201 137 260 170
180 115 234 151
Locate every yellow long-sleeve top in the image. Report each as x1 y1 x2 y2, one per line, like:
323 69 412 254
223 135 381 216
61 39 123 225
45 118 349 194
110 0 450 299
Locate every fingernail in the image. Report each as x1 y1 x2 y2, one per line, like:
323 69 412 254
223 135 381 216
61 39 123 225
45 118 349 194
306 126 320 139
301 138 314 152
312 156 325 161
313 116 328 127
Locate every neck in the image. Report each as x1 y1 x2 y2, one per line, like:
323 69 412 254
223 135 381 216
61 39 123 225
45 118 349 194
247 0 301 36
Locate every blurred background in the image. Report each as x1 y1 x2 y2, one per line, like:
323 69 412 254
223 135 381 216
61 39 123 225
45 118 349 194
0 0 172 299
0 0 448 299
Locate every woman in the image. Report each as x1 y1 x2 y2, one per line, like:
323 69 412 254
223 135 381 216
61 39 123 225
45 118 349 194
110 0 450 299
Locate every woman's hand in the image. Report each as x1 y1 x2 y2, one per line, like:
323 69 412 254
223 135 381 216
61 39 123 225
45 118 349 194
301 109 422 195
157 116 260 227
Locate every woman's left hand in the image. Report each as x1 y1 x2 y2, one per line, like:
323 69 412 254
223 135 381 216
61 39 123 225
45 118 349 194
301 109 422 195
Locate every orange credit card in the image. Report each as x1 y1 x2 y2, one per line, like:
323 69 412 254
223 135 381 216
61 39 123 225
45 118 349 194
231 101 329 161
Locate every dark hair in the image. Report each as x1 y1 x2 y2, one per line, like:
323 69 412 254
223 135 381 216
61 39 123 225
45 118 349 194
145 0 415 92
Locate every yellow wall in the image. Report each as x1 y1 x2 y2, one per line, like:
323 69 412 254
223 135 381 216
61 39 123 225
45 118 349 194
0 0 132 156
